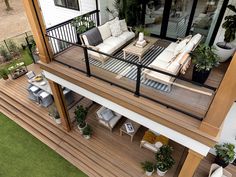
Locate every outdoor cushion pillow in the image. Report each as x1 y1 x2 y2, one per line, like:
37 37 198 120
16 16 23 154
190 33 202 45
100 108 115 121
119 19 128 32
98 23 112 40
210 167 223 177
109 20 123 37
174 39 188 56
83 27 103 46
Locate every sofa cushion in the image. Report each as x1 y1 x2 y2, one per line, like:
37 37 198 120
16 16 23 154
110 20 123 37
167 62 180 75
119 19 128 32
118 31 135 42
100 108 115 121
174 39 188 56
210 167 223 177
83 27 103 46
98 23 112 40
103 37 126 50
155 50 174 63
107 17 119 25
166 43 178 52
189 33 202 45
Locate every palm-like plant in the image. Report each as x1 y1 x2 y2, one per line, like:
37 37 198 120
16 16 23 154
71 15 95 34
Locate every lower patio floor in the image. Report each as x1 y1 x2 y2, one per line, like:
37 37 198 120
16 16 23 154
0 64 235 177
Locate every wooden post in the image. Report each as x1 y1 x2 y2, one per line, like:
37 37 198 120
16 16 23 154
48 80 71 132
200 53 236 136
23 0 52 63
178 149 204 177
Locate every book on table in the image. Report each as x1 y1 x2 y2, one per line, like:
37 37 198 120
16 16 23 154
125 122 134 133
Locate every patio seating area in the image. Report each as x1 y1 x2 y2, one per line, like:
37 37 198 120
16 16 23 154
0 63 235 177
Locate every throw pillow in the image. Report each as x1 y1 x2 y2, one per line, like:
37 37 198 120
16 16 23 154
98 23 112 40
109 20 123 37
100 108 115 121
210 167 223 177
119 19 128 32
83 27 103 46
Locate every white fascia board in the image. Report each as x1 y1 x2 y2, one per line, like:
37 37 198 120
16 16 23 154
44 71 211 156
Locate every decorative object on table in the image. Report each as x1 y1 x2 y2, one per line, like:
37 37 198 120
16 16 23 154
74 105 88 134
155 145 175 176
135 32 147 48
191 44 219 84
26 71 36 81
140 130 169 152
39 81 47 86
96 106 122 132
125 122 134 133
214 4 236 62
71 14 95 44
7 62 28 80
82 125 93 140
214 143 235 168
34 75 43 82
0 68 9 80
141 161 155 176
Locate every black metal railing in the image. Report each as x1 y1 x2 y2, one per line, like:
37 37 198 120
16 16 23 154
46 10 99 55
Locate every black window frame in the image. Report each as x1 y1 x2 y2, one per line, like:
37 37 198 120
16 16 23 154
54 0 80 11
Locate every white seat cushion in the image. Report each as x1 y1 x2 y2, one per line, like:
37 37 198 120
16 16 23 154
150 59 169 71
103 37 126 50
210 167 223 177
189 33 202 45
118 31 135 42
98 23 112 40
119 19 128 32
88 43 115 58
155 50 174 63
166 43 178 52
174 39 188 56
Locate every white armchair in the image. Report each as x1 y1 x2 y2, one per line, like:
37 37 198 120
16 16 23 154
96 106 122 132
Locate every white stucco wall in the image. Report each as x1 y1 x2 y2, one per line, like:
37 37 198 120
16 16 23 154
214 0 236 47
38 0 97 28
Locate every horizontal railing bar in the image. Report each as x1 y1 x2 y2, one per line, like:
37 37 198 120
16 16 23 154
46 10 100 32
47 34 216 92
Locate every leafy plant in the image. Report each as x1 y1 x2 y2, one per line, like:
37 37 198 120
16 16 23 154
222 4 236 45
74 105 88 128
191 44 220 72
134 26 151 36
156 145 175 172
141 161 154 172
0 45 12 61
82 125 93 136
71 14 95 34
215 143 235 164
0 68 8 79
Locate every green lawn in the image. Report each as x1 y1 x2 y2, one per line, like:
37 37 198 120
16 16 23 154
0 113 87 177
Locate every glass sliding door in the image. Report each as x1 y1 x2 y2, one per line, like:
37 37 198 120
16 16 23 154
144 0 165 36
166 0 194 38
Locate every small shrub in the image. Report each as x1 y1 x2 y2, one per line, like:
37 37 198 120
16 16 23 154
0 46 12 61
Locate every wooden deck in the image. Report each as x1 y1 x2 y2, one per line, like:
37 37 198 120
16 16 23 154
0 64 235 177
53 40 228 119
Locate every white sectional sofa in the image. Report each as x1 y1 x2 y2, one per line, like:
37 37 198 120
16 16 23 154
81 17 135 64
143 33 202 90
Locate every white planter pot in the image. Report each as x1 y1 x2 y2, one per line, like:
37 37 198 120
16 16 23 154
214 42 235 62
83 135 91 140
145 169 154 176
55 118 61 124
157 168 167 176
77 122 87 134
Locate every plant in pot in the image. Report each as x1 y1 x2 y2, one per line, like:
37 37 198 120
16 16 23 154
82 125 93 140
191 44 219 84
48 104 61 124
0 68 9 80
215 4 236 62
74 105 88 134
155 145 175 176
214 143 235 168
71 14 95 44
141 161 154 176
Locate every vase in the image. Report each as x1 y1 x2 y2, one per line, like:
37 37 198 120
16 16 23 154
77 122 87 134
157 168 167 176
145 169 154 176
214 42 235 62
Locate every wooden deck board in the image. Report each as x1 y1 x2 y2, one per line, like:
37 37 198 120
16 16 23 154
1 64 235 177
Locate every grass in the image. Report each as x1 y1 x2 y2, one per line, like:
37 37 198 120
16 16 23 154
0 113 87 177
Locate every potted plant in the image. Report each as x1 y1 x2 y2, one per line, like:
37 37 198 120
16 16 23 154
155 145 175 176
191 44 219 84
0 68 9 80
141 161 154 176
215 4 236 62
71 14 95 44
214 143 235 168
74 105 88 133
82 125 93 140
54 114 61 124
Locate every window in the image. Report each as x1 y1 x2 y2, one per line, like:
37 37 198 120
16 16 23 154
54 0 80 10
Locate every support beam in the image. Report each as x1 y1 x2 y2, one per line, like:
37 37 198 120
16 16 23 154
23 0 52 63
200 53 236 136
178 149 204 177
48 80 71 132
